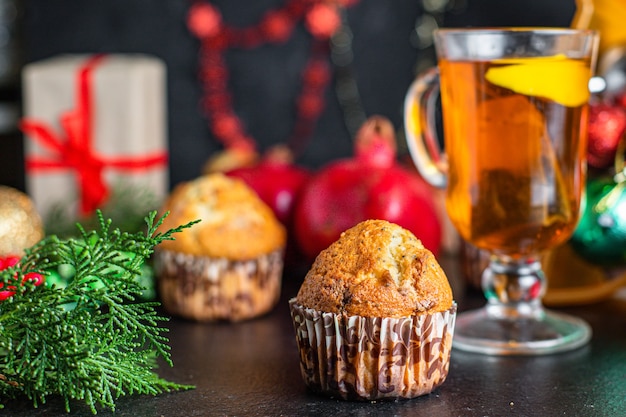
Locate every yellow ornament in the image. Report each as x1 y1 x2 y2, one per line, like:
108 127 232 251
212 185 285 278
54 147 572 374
543 242 626 306
0 186 44 256
572 0 626 55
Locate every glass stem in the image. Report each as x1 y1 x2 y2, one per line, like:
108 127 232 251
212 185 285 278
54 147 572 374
482 255 545 320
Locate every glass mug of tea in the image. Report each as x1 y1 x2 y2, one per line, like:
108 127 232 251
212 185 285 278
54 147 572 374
404 28 599 355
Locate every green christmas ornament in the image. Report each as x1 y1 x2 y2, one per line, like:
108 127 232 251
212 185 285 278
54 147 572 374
571 168 626 266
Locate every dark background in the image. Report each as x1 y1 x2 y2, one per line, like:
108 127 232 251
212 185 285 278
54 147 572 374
0 0 575 193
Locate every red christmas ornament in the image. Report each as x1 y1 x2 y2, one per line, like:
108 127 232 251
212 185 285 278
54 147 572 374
613 91 626 108
227 147 312 226
587 101 626 169
294 116 442 260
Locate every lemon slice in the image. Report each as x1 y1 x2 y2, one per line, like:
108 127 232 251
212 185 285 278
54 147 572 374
485 54 591 107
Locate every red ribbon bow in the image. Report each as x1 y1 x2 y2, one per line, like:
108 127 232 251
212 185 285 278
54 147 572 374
20 54 168 216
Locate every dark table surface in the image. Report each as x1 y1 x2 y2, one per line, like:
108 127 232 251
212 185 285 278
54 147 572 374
2 254 626 417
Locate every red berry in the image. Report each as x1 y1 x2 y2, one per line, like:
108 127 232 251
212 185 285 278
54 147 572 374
23 272 44 287
0 255 20 270
0 290 15 301
0 256 45 301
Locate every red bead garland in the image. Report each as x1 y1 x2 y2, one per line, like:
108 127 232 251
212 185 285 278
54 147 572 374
187 0 358 156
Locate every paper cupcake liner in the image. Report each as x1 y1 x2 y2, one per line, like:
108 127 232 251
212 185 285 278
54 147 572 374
155 249 283 321
289 299 457 400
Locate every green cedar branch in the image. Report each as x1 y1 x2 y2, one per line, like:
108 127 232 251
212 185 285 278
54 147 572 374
0 210 199 414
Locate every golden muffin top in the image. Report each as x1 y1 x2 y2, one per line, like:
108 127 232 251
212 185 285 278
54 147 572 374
296 219 452 317
157 173 286 260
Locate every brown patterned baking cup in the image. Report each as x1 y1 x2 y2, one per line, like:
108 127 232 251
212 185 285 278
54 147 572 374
155 249 283 321
289 299 457 400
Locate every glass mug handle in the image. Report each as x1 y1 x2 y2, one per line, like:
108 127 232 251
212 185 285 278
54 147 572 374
403 67 447 188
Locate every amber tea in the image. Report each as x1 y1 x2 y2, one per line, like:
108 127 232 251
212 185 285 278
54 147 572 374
404 28 598 355
438 56 592 257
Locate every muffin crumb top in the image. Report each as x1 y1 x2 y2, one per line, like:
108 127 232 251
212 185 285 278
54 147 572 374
296 219 452 317
157 174 285 259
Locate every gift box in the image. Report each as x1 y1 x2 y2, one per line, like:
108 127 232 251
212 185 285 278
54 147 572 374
21 54 168 220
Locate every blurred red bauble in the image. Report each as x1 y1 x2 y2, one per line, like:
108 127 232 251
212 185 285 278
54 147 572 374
293 116 442 260
226 148 311 227
587 101 626 169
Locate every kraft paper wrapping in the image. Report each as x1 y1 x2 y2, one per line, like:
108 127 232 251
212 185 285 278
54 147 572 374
22 54 168 219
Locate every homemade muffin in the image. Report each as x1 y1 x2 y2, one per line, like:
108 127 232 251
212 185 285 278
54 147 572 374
290 219 456 400
155 173 286 321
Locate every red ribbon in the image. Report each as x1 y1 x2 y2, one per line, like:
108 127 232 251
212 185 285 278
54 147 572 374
20 54 168 216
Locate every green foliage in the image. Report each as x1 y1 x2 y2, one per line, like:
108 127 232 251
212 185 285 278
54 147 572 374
0 211 198 414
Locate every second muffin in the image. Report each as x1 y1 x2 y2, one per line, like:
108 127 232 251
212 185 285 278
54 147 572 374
155 173 286 321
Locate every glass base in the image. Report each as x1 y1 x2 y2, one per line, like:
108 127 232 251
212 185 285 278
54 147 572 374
453 305 592 355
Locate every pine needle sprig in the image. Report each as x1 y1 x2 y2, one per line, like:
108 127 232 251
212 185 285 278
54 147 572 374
0 210 199 414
